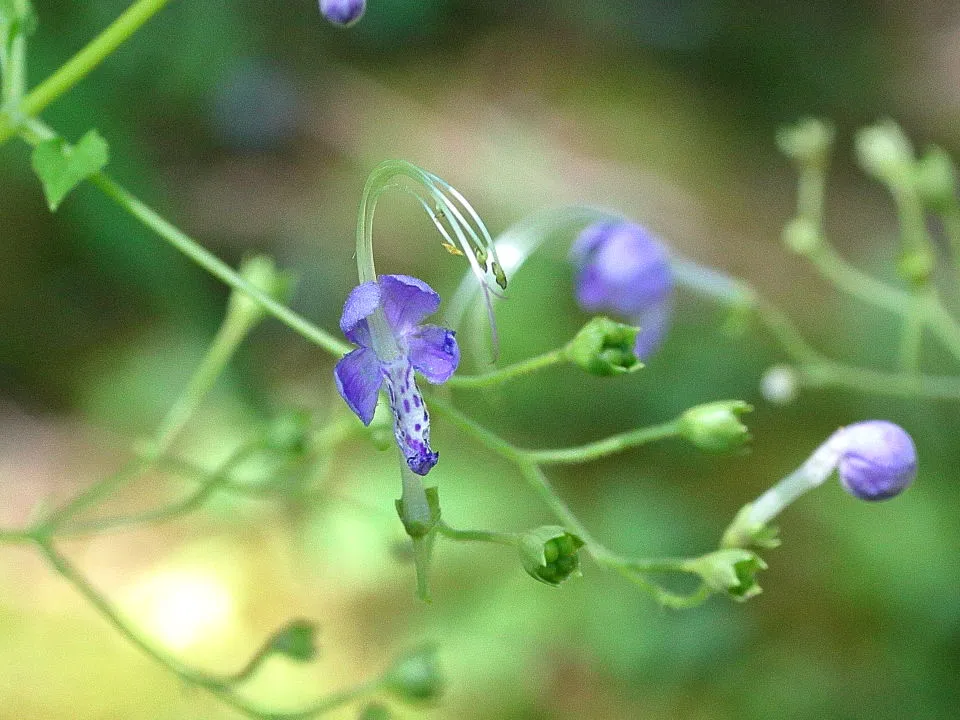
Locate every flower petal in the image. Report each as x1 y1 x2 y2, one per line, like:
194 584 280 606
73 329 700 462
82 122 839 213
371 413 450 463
632 298 672 360
379 274 441 336
573 222 673 316
334 347 383 424
408 324 460 384
340 281 381 346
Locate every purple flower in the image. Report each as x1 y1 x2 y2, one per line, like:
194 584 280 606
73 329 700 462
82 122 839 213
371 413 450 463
319 0 365 26
334 274 459 476
835 421 917 501
570 221 674 359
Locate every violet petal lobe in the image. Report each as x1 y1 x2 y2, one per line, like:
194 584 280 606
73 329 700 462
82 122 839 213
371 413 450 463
334 347 383 425
379 274 441 337
408 325 460 384
340 281 380 346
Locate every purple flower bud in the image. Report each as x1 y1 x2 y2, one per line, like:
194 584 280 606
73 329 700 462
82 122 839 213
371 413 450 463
319 0 365 27
835 421 917 501
570 221 673 358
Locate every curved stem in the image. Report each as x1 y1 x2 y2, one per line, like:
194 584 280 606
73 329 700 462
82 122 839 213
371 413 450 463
0 0 173 143
447 348 566 389
797 361 960 399
524 419 682 465
436 520 518 546
33 537 381 718
89 173 350 356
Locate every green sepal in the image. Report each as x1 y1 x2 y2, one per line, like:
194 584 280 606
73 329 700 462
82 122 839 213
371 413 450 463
776 117 834 169
565 316 643 376
383 645 444 703
518 525 585 587
683 549 767 602
31 130 109 211
265 408 313 455
678 400 752 453
227 254 296 330
396 486 441 602
913 145 956 211
782 217 821 255
854 119 915 184
266 618 319 663
720 503 781 550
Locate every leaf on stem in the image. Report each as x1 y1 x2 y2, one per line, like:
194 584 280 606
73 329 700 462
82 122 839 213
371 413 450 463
31 129 109 211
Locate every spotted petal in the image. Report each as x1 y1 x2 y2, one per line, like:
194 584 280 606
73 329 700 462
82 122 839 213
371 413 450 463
334 347 382 424
379 274 441 337
408 324 460 384
340 281 381 347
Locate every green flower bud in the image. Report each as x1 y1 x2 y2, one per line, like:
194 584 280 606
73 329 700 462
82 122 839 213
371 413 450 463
782 217 821 255
914 145 956 211
897 248 935 286
226 254 295 330
265 408 312 454
678 400 752 453
564 317 643 376
683 549 767 602
383 645 443 703
266 618 319 662
776 118 834 169
518 525 585 587
855 120 914 183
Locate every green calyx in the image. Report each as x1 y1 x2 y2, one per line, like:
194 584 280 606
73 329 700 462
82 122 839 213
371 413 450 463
267 618 319 663
564 316 643 376
383 645 444 703
519 525 585 586
683 549 767 602
678 400 752 453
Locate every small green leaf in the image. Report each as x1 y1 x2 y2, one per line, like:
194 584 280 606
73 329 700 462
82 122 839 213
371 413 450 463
31 130 109 211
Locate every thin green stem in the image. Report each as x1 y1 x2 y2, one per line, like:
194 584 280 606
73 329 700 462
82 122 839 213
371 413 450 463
61 443 262 535
515 460 599 548
426 394 525 463
90 173 349 357
524 419 682 465
33 537 381 718
941 201 960 284
436 520 519 546
805 244 910 313
797 361 960 399
922 293 960 361
149 308 254 456
797 165 827 229
15 120 349 358
898 290 925 372
0 0 172 143
0 0 30 108
753 299 825 364
447 348 566 388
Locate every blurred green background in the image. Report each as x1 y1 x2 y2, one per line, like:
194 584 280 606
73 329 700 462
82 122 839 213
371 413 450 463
2 1 959 718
